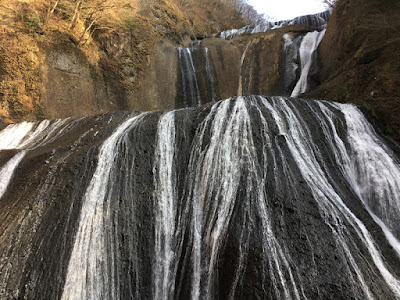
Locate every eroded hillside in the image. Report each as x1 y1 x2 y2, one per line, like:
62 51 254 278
0 0 262 122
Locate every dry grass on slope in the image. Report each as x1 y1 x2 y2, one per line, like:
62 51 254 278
0 0 263 122
0 0 194 122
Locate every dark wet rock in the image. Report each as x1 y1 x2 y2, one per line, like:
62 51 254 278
0 96 399 299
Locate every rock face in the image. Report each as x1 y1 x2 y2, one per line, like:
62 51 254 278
312 0 400 139
43 42 117 119
0 0 330 123
1 0 400 146
0 0 193 122
0 96 399 299
174 25 324 107
217 10 331 40
42 24 325 115
1 3 400 299
135 40 179 110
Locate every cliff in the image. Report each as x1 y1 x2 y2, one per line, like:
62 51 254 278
0 0 194 122
1 97 400 299
1 2 400 298
1 0 400 142
0 0 267 123
172 24 322 108
312 0 400 139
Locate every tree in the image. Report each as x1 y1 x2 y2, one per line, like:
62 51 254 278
323 0 337 8
238 2 266 25
71 0 118 46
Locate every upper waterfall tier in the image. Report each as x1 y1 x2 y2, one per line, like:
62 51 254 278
176 28 326 108
176 42 218 108
0 96 399 299
217 10 331 40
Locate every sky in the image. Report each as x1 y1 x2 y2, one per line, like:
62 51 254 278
246 0 328 21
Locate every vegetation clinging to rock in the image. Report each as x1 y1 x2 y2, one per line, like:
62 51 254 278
0 0 264 122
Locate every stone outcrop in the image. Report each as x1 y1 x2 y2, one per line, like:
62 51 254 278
1 97 400 299
174 25 322 107
0 20 321 122
0 0 193 122
2 0 399 144
310 0 400 139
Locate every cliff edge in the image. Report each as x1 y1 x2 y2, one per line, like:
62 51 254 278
313 0 400 139
0 0 262 123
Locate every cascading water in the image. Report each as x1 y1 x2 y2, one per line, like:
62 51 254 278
0 119 70 198
0 151 26 198
0 96 399 299
61 112 149 300
152 111 177 299
281 34 302 96
218 10 331 40
176 9 328 106
177 45 202 107
177 42 218 108
204 48 217 102
0 5 399 299
289 30 326 97
237 28 325 98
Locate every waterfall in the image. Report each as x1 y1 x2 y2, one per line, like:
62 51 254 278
0 151 26 198
177 46 202 107
204 48 217 102
186 98 305 299
237 40 252 96
0 115 118 299
280 30 325 97
177 42 218 108
0 119 70 199
1 1 400 296
262 97 400 297
1 96 398 299
61 112 148 300
329 103 400 247
290 30 326 97
218 10 331 40
282 34 302 96
0 120 62 149
152 111 179 300
176 10 328 108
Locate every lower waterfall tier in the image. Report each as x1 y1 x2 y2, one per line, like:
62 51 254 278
0 96 399 299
